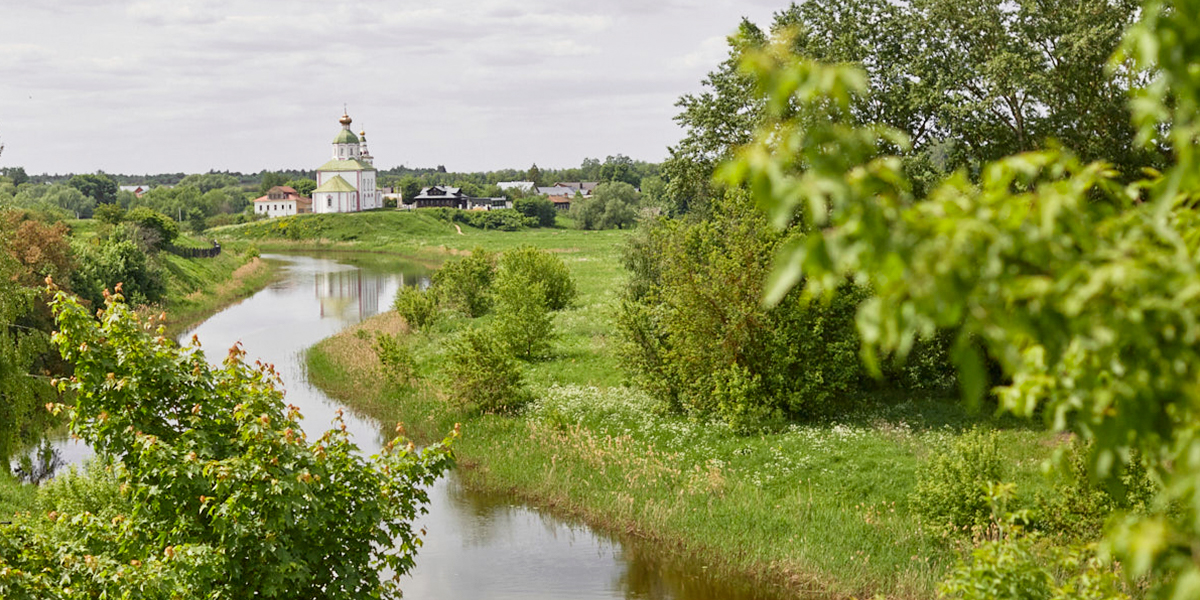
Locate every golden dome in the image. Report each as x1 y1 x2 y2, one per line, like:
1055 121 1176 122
359 130 366 137
339 113 352 126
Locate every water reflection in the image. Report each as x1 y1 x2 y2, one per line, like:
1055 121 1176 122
14 439 65 485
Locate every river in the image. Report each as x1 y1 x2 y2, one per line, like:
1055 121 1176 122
24 252 777 600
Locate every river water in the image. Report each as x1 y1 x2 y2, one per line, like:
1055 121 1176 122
26 252 776 600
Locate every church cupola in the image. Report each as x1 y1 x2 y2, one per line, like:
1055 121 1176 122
332 111 360 160
359 129 373 164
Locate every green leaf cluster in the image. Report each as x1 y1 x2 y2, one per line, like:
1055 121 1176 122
722 0 1200 593
0 288 456 599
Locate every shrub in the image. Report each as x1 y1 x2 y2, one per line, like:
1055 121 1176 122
912 427 1007 530
93 203 124 225
491 279 553 361
393 285 438 330
442 326 528 413
617 192 885 424
496 245 576 311
70 237 165 308
124 206 179 248
1033 441 1159 540
939 534 1129 600
432 248 496 317
372 332 417 388
513 197 557 227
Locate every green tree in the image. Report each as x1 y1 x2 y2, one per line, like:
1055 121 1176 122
258 171 288 194
513 196 557 227
0 167 28 187
432 248 496 317
571 181 639 230
70 237 165 308
526 163 543 187
284 178 317 197
123 206 179 249
441 326 528 413
721 2 1200 591
491 279 554 361
496 245 576 311
67 172 118 205
0 228 51 470
398 176 422 205
178 172 240 194
0 288 455 599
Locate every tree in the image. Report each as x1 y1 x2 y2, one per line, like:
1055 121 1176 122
0 288 455 598
526 163 543 187
571 181 639 230
398 176 422 205
178 172 240 194
721 2 1200 591
496 246 576 311
664 0 1153 215
441 326 528 413
1 167 28 187
284 178 317 197
67 172 118 205
513 196 557 227
491 279 554 361
431 248 496 317
258 171 288 194
70 237 165 308
0 223 52 470
598 154 640 186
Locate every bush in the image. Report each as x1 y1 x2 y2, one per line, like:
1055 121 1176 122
432 248 496 317
939 534 1129 600
93 203 124 225
496 245 576 311
392 285 438 330
70 237 165 308
912 427 1007 530
442 327 528 413
514 197 557 227
491 279 553 361
372 332 417 388
1033 441 1159 540
123 206 179 249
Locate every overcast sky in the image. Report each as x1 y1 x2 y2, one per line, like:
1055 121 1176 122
0 0 783 176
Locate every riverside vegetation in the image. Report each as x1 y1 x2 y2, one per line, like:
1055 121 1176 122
301 213 1144 597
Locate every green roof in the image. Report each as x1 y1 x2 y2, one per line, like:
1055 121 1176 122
316 158 376 172
333 129 359 144
313 175 357 193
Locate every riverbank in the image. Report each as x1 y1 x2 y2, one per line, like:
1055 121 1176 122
293 219 1062 599
158 249 280 335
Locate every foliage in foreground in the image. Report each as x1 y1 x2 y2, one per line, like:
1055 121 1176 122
723 1 1200 595
0 287 456 599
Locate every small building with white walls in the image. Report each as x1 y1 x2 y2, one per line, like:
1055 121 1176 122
253 186 311 218
313 111 381 213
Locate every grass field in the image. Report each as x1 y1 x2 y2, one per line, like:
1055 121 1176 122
295 212 1064 599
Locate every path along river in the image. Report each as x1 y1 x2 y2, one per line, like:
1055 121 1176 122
29 252 779 600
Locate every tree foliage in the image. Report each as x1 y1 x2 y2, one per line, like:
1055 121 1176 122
721 1 1200 593
0 288 456 599
665 0 1155 215
432 248 496 317
495 245 576 311
67 172 118 206
571 181 639 230
513 196 557 227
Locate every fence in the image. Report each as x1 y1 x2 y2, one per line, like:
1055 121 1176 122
166 241 221 259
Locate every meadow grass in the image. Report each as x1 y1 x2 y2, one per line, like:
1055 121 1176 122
158 249 281 335
0 471 35 519
298 214 1064 599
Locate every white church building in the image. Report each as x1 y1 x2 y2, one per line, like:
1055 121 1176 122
312 112 381 213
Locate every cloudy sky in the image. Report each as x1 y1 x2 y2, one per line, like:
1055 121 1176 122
0 0 783 176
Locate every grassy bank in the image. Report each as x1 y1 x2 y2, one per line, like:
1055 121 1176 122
158 249 279 335
297 219 1062 599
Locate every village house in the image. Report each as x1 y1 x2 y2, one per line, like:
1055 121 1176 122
253 185 312 218
411 185 510 210
536 185 578 211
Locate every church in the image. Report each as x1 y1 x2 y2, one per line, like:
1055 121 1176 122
312 111 381 213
